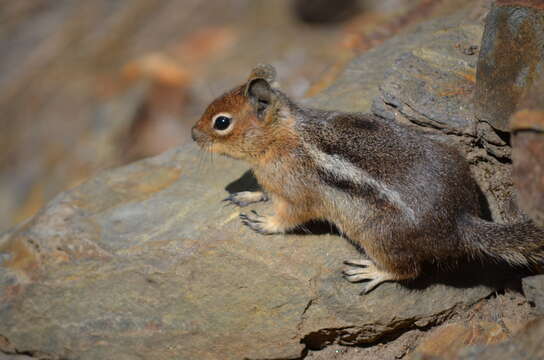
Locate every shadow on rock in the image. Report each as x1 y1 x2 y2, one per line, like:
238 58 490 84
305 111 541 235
402 260 532 293
225 170 261 194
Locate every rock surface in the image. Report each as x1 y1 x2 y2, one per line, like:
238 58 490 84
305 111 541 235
522 275 544 315
472 0 544 228
456 318 544 360
511 71 544 228
474 0 544 132
372 23 481 136
0 145 492 360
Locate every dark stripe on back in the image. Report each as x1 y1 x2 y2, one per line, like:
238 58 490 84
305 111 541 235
315 167 393 209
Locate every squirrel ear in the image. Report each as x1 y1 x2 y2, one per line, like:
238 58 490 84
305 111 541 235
246 64 277 87
246 79 274 119
245 64 278 119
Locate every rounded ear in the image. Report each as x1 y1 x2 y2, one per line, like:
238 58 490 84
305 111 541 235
245 64 278 118
246 64 277 87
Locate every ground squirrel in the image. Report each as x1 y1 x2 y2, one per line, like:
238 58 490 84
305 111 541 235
191 64 544 293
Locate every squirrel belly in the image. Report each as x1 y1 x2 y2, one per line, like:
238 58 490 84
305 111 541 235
192 64 544 294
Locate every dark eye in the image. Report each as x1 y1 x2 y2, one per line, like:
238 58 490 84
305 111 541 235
213 115 231 131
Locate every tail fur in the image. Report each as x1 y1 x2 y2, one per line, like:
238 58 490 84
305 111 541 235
458 214 544 266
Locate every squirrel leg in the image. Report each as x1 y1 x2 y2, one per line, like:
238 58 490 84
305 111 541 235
240 197 311 235
342 259 416 294
224 191 268 207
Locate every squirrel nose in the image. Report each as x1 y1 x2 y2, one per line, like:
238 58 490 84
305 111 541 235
191 126 202 142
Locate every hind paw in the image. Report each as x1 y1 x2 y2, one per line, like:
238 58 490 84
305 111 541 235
342 259 396 294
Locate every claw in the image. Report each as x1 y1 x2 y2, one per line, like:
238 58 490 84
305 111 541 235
240 213 262 224
343 258 396 294
222 191 268 207
239 211 280 235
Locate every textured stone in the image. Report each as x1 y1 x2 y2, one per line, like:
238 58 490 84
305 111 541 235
368 6 484 136
307 6 483 118
523 275 544 315
373 40 480 136
457 318 544 360
0 145 492 360
413 321 509 359
512 131 544 227
511 72 544 228
474 0 544 132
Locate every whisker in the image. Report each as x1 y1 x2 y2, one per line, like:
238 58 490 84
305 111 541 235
298 224 311 235
209 141 216 167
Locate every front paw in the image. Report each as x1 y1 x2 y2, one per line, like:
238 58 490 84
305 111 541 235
240 210 282 235
223 191 268 207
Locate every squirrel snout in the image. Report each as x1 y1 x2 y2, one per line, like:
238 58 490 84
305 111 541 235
191 126 203 142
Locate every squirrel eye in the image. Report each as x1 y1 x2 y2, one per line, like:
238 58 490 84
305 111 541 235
212 114 232 131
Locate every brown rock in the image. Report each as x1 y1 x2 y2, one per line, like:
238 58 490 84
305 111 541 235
474 0 544 132
413 321 509 359
523 275 544 315
511 72 544 228
456 318 544 360
0 145 492 360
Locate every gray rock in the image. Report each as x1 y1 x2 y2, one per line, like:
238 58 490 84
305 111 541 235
306 7 483 119
474 0 544 132
372 25 481 136
0 144 492 360
511 70 544 228
457 318 544 360
523 275 544 315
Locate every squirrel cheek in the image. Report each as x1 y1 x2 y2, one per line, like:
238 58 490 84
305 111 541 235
243 127 263 142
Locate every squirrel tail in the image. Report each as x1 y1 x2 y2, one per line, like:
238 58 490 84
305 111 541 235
458 214 544 266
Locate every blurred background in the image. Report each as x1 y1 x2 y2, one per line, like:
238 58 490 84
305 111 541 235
0 0 474 233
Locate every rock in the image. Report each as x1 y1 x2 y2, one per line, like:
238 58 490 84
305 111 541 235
409 291 535 360
373 42 479 136
0 355 35 360
308 6 483 116
412 321 509 359
512 131 544 227
0 144 492 360
369 5 484 136
523 275 544 315
456 318 544 360
474 0 544 132
511 71 544 228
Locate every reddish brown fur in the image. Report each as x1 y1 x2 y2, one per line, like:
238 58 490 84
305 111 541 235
193 85 299 166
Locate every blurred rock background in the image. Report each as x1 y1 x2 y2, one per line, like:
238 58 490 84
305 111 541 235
0 0 477 233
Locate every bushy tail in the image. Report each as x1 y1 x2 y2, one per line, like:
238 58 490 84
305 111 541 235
458 214 544 266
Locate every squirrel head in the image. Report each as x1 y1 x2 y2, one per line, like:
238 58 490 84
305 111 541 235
192 64 289 162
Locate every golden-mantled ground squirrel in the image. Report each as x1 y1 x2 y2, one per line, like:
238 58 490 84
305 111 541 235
191 64 544 293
